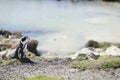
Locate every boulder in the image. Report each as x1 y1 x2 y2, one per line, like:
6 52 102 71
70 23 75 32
27 40 39 56
0 38 19 51
6 49 16 59
0 50 7 60
99 46 120 56
0 44 12 51
0 49 16 60
3 39 20 49
69 47 100 59
13 32 22 38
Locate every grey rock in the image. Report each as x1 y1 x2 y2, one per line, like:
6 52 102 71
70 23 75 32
27 40 39 56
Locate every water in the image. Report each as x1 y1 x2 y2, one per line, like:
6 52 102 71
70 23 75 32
0 0 120 57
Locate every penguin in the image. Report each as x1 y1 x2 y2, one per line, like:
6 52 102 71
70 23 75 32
14 36 29 59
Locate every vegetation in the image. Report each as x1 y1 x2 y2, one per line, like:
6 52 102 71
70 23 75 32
85 40 120 49
33 56 45 60
1 59 19 66
102 58 120 70
76 55 88 61
70 61 86 71
12 75 64 80
85 40 99 48
70 56 120 71
28 75 64 80
0 58 35 66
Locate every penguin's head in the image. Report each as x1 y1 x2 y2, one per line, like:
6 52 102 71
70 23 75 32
21 36 29 42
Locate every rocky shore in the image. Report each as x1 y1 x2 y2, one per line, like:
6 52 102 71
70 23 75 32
0 30 39 60
0 30 120 80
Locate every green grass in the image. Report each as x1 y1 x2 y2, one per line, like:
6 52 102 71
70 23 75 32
76 55 88 61
12 75 64 80
1 59 19 66
70 56 120 71
102 58 120 71
70 61 86 71
28 75 64 80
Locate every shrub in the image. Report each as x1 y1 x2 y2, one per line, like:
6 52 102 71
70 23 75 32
85 40 99 48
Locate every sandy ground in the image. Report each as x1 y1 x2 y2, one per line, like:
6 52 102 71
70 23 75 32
0 57 120 80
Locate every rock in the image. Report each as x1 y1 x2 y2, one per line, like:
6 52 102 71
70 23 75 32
0 29 22 38
0 44 12 51
99 46 120 56
0 49 16 60
0 50 7 60
6 49 16 59
4 39 20 49
69 47 100 59
13 32 22 38
0 38 19 51
27 40 39 56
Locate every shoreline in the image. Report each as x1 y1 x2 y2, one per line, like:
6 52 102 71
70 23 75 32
0 30 120 80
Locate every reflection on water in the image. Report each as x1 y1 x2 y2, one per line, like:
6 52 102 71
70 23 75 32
0 0 120 57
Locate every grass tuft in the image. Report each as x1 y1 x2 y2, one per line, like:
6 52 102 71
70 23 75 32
102 58 120 71
28 75 64 80
76 55 88 61
12 75 64 80
1 59 19 66
70 56 120 71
